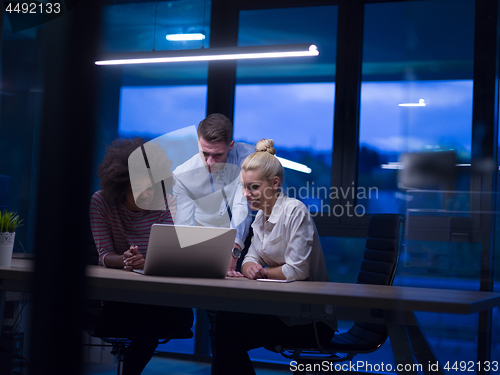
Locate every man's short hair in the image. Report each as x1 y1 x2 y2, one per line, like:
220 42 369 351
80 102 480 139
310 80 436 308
197 113 233 144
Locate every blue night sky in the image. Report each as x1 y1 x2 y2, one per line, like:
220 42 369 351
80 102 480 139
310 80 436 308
359 80 473 159
120 80 472 160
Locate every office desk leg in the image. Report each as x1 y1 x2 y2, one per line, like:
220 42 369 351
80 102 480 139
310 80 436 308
386 321 419 375
404 311 445 375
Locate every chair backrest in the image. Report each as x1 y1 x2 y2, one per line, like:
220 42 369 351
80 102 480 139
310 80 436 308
357 214 404 286
273 214 405 357
334 214 404 353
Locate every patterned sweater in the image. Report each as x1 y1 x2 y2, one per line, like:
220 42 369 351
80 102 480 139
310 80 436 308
89 190 175 266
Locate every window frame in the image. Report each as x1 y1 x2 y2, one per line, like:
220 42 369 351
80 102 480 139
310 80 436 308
206 1 499 370
207 0 498 237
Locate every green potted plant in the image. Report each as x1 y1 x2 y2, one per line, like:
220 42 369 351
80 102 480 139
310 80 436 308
0 210 22 266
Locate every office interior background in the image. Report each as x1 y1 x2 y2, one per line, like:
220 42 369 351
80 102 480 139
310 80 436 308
0 0 499 373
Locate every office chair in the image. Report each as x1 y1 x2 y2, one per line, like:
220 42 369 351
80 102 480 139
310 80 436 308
267 214 405 374
84 300 193 375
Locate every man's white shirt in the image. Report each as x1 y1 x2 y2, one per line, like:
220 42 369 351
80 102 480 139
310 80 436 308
172 142 255 249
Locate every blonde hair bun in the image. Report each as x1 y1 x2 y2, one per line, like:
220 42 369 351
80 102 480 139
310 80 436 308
242 138 283 188
256 139 276 155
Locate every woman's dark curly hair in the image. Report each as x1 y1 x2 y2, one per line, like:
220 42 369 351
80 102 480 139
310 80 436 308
97 137 146 206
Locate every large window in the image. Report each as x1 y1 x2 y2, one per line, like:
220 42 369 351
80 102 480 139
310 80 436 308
234 82 334 212
97 0 213 356
233 4 338 364
0 14 42 254
358 0 475 215
358 0 476 284
3 0 500 370
234 5 337 214
119 85 207 138
102 0 210 54
102 0 211 141
356 0 480 367
359 80 473 214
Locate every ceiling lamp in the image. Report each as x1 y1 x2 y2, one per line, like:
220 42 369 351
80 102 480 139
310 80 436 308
399 99 426 107
166 33 206 41
277 157 312 174
95 44 319 66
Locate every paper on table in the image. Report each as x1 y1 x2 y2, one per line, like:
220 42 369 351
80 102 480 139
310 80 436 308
257 278 294 283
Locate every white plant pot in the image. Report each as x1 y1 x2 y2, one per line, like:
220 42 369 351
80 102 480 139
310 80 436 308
0 232 15 266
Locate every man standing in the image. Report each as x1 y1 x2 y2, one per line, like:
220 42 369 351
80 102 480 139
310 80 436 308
172 113 254 275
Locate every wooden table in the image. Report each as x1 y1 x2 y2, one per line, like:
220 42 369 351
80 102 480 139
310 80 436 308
2 259 500 374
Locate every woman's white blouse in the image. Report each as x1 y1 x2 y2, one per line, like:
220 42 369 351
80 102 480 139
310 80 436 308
243 193 329 282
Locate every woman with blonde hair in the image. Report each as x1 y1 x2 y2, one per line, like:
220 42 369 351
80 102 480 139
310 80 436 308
212 139 335 375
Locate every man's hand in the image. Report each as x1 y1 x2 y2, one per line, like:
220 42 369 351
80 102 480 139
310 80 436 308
123 245 145 271
227 243 244 277
227 255 244 277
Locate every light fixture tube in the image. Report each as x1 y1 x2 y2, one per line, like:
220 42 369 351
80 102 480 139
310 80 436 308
381 162 404 170
277 157 312 174
399 99 426 107
166 33 206 41
95 44 318 66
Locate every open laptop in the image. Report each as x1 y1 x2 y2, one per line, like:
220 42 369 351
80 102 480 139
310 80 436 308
136 224 236 278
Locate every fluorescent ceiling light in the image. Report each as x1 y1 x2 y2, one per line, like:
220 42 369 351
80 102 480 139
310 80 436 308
399 99 426 107
383 162 472 169
95 44 319 66
277 157 312 174
166 33 206 41
381 162 404 170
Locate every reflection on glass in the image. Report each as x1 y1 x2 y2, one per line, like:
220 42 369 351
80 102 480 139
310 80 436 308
235 5 337 365
102 0 211 53
358 0 477 367
119 86 207 140
358 80 473 214
234 83 334 212
358 0 475 215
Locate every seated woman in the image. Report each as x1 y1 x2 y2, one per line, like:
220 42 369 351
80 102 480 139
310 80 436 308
212 139 336 375
89 137 193 375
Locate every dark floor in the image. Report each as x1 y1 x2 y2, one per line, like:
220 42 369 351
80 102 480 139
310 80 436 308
83 355 292 375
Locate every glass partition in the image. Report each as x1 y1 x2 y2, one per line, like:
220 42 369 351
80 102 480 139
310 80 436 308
234 5 337 214
233 4 338 365
355 0 480 368
358 0 475 215
0 13 44 254
95 0 213 357
101 0 211 141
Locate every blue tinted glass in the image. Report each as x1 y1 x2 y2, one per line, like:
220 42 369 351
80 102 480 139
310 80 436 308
235 6 337 214
102 0 211 53
118 86 207 138
234 83 334 212
237 6 336 83
358 80 473 214
236 5 337 365
359 0 474 215
360 81 472 156
358 0 478 368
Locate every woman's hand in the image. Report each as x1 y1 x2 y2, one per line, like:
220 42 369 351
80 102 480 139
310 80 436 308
123 245 145 270
244 264 268 280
